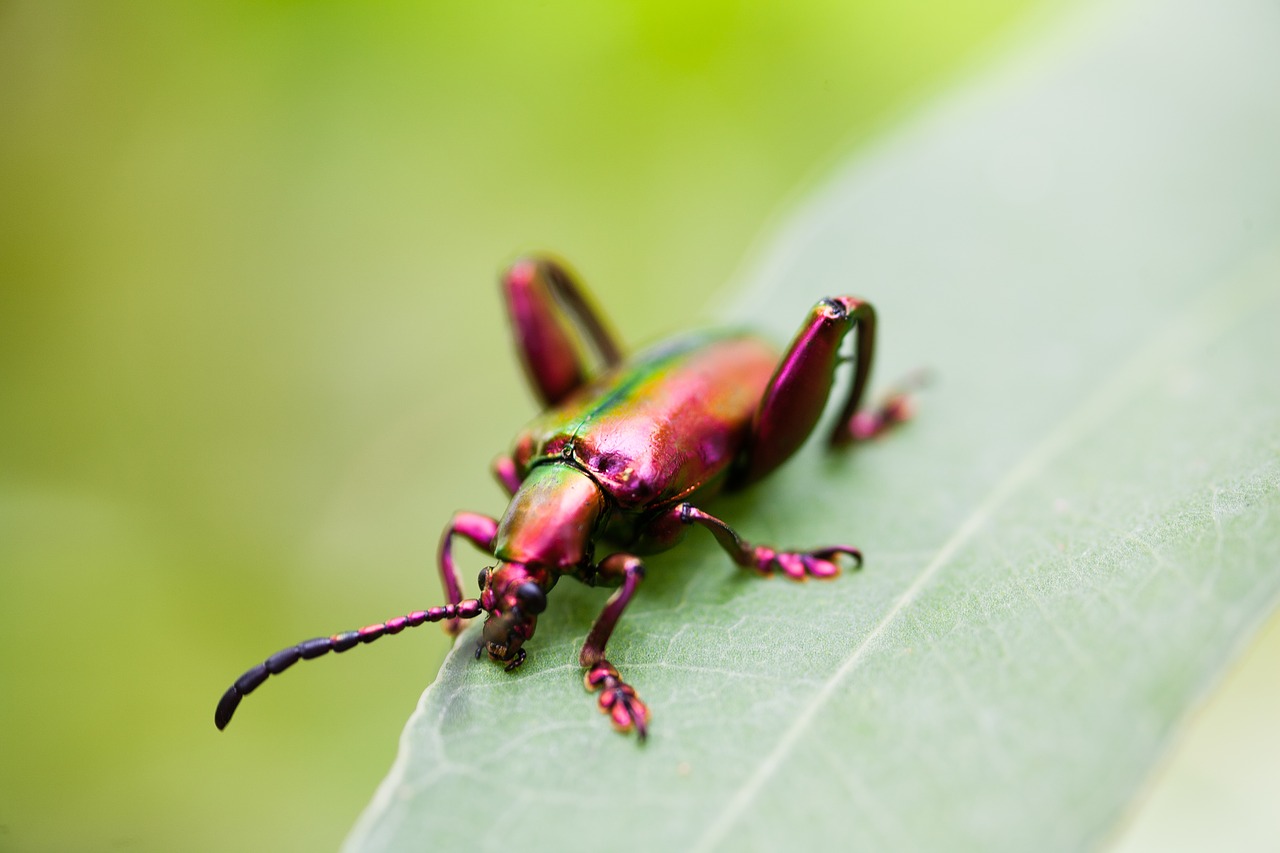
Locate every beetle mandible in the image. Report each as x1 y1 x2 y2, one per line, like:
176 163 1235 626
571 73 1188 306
214 256 914 740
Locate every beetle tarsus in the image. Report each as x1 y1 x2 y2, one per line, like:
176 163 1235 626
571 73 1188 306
845 370 929 442
751 545 861 580
585 660 649 741
756 547 825 580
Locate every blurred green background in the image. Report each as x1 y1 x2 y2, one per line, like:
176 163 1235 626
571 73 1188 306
0 1 1075 850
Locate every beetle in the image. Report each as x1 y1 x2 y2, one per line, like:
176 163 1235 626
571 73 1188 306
214 255 913 740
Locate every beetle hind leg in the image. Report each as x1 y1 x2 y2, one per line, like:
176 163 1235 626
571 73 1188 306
735 296 918 487
502 255 623 407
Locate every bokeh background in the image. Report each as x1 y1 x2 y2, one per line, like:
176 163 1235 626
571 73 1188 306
6 2 1272 851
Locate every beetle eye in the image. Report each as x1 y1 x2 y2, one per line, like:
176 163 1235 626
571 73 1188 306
514 581 546 614
477 567 491 590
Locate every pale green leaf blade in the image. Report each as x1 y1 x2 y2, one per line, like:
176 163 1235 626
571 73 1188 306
347 0 1280 850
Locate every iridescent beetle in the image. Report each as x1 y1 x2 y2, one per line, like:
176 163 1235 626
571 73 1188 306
215 256 913 740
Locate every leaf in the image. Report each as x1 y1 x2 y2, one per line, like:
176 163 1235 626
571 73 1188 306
345 1 1280 850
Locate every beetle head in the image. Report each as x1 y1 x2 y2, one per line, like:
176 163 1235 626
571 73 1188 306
476 562 549 668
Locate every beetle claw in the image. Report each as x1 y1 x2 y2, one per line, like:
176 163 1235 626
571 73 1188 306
802 555 840 579
504 648 527 671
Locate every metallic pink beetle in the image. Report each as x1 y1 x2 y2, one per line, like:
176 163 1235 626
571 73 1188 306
215 256 912 740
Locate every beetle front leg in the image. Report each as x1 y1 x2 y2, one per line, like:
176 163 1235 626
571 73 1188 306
490 454 522 496
502 255 624 407
436 512 499 636
678 503 861 581
580 553 650 740
735 296 915 487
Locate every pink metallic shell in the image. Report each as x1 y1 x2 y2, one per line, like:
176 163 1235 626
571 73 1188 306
510 332 779 512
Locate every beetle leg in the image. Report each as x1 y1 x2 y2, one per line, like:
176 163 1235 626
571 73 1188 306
580 553 649 740
436 512 500 636
845 368 928 441
678 503 861 581
502 255 624 407
490 454 522 496
735 296 914 487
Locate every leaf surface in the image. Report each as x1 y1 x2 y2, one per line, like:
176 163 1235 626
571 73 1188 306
347 0 1280 849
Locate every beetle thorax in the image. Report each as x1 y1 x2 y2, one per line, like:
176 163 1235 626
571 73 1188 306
493 462 605 569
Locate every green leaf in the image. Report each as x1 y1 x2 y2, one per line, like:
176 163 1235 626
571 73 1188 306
346 1 1280 850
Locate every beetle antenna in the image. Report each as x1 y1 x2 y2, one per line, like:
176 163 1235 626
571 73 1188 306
215 598 484 730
